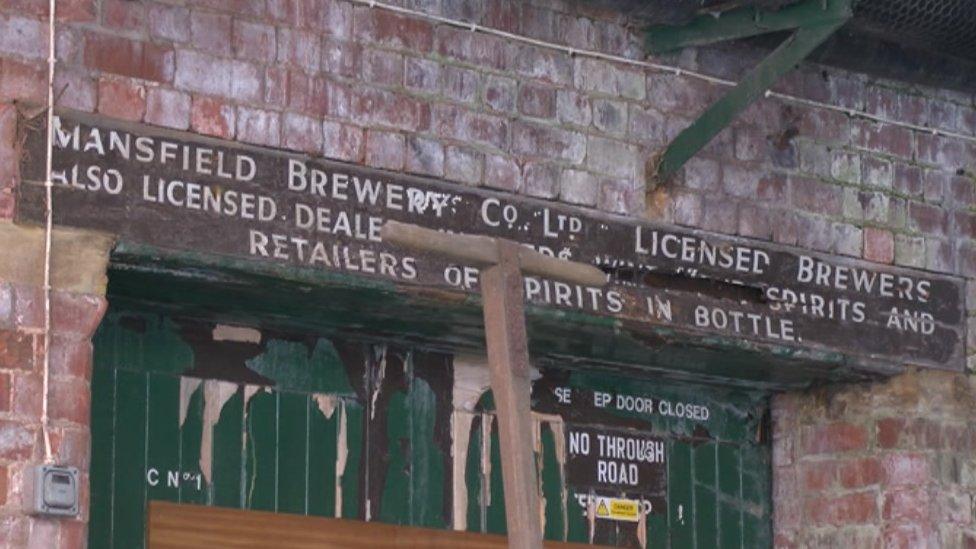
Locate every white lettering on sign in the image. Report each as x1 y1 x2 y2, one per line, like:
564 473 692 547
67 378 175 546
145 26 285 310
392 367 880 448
797 255 931 304
145 468 202 490
693 305 797 342
568 428 665 488
634 227 771 275
54 116 255 181
562 388 710 422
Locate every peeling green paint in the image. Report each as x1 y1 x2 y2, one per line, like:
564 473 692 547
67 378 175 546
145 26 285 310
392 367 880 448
90 310 772 548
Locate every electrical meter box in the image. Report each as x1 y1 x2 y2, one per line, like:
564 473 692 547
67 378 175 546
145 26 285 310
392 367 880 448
27 465 79 517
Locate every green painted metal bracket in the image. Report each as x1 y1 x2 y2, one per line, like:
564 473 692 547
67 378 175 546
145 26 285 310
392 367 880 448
646 0 853 182
646 0 854 54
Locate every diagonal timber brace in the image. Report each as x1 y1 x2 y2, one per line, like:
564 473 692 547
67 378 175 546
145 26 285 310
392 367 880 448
645 0 853 182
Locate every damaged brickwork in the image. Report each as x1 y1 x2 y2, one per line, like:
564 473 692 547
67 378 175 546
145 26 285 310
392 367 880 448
0 0 974 547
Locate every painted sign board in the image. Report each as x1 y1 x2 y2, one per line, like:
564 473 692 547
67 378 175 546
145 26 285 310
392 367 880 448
16 112 966 370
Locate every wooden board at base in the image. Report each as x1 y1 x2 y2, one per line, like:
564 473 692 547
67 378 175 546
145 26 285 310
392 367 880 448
147 501 599 548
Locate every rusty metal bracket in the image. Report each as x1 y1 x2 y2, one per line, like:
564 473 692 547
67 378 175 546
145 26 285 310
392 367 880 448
645 0 853 184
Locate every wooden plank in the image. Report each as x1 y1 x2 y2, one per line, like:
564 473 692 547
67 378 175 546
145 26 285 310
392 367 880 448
480 242 544 549
112 370 149 548
244 389 278 511
147 501 598 548
277 391 310 514
88 364 116 549
18 112 966 373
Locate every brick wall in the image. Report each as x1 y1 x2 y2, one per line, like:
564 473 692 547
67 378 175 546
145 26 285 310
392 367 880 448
773 371 976 547
0 0 974 547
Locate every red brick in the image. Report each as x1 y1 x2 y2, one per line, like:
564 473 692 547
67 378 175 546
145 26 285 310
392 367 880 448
436 26 514 71
49 377 90 426
0 419 35 460
148 3 190 42
281 112 322 154
863 228 894 264
322 38 360 78
838 458 883 489
236 107 280 147
59 521 86 549
907 202 948 235
801 460 836 491
51 292 107 339
229 60 262 103
877 417 905 449
0 466 7 507
518 83 556 119
103 0 144 31
49 336 91 380
355 7 434 53
174 49 233 97
353 88 429 133
0 373 10 413
26 518 57 549
50 427 89 468
854 120 913 159
883 525 928 549
286 71 314 115
53 68 96 112
791 176 842 216
145 87 190 130
523 162 559 199
512 122 584 163
405 136 444 177
189 10 232 56
264 66 287 108
0 331 33 370
883 453 930 486
440 65 479 104
233 20 276 63
0 515 26 548
804 422 868 455
365 130 404 171
277 28 320 71
361 48 403 88
0 14 46 60
484 154 521 193
84 34 174 83
190 96 234 139
322 121 363 163
0 58 46 103
0 104 17 191
805 491 877 526
13 285 43 329
433 104 508 151
883 488 930 522
11 372 40 417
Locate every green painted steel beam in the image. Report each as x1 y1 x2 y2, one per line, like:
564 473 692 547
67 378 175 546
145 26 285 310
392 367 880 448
652 18 848 181
645 0 854 54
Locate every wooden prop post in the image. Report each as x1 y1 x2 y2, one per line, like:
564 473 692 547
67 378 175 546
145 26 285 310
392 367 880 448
381 220 607 548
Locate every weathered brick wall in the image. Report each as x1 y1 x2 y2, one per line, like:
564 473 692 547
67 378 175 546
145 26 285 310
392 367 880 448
772 371 976 547
0 0 974 547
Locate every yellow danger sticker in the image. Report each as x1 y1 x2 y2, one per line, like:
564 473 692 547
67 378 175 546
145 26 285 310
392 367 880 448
594 497 640 522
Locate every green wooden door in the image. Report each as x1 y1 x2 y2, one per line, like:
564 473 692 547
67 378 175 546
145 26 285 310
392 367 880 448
90 310 771 548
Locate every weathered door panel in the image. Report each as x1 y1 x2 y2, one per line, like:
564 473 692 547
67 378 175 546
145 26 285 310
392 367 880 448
90 311 771 548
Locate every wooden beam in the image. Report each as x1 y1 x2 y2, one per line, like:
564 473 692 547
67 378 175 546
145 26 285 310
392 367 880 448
480 241 543 549
653 18 848 181
381 220 607 287
645 0 853 54
147 501 599 548
380 221 607 548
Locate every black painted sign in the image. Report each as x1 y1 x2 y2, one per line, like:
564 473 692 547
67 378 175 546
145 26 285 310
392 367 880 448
16 112 967 369
566 425 667 495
